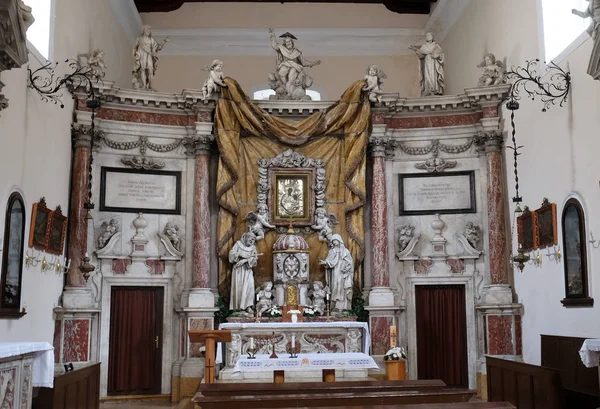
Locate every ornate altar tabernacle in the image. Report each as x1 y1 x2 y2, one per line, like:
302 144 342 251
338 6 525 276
272 226 310 306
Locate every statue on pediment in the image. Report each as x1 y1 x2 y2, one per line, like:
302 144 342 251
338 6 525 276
573 0 600 80
477 53 505 87
410 32 445 96
132 25 168 91
267 29 321 100
200 59 227 101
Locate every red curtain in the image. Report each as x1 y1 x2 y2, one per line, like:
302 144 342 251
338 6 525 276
415 285 468 387
108 288 161 394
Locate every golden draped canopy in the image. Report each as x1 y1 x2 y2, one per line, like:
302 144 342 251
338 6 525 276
215 77 371 296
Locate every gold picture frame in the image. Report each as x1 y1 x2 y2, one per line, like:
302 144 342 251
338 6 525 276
272 173 311 224
28 198 52 250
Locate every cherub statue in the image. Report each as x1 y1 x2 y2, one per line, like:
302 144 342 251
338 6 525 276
309 281 329 315
477 53 505 87
78 49 107 82
200 59 227 101
290 73 313 101
363 64 387 104
397 224 415 252
311 207 338 242
244 203 275 241
256 281 274 316
163 222 181 251
98 219 119 249
227 334 241 367
464 222 481 250
17 0 35 35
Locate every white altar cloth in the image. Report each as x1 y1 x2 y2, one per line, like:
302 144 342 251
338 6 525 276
232 352 378 375
0 342 54 387
216 321 371 364
579 338 600 368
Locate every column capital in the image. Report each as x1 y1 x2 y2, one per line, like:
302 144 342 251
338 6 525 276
71 123 103 148
476 130 504 152
369 135 393 158
184 134 215 156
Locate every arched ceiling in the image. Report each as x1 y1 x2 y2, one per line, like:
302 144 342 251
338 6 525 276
134 0 436 15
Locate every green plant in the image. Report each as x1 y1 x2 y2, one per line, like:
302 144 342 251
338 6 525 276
352 294 369 322
215 295 231 324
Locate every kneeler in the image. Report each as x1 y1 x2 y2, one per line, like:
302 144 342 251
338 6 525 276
188 330 232 384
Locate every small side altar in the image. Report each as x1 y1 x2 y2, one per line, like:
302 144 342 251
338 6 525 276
217 321 370 381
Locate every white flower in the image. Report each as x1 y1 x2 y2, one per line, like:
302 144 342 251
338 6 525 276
384 347 407 360
199 346 206 352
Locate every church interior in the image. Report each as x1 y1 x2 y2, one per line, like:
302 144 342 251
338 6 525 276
1 0 600 408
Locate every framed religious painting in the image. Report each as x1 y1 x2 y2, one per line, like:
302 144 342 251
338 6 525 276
46 206 67 255
534 199 558 249
1 192 26 318
271 172 312 225
517 207 537 252
28 198 52 250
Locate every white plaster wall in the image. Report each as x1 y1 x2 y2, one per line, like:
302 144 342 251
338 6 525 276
0 0 132 343
442 0 600 365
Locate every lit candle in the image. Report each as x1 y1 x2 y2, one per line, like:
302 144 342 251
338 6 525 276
85 252 89 258
326 293 329 301
256 293 260 302
390 326 397 348
291 335 296 348
250 337 255 349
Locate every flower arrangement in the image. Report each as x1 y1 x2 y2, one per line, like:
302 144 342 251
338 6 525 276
264 306 282 318
198 346 206 357
302 307 317 317
383 347 407 361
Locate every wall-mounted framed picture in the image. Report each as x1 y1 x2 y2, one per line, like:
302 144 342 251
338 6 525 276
46 206 67 255
517 207 537 252
28 198 52 250
268 169 314 226
398 171 476 216
1 192 26 318
100 167 182 215
535 199 558 249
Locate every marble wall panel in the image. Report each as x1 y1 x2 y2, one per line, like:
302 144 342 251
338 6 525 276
371 316 393 355
487 315 513 355
188 318 213 358
63 319 90 362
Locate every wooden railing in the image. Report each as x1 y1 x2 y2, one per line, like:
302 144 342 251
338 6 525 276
34 363 100 409
486 356 564 409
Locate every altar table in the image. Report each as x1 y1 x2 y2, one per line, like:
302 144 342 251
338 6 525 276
0 342 54 409
579 338 600 392
232 352 378 382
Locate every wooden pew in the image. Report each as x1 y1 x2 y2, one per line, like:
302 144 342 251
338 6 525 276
193 388 475 408
274 403 515 409
33 363 100 409
198 379 447 396
486 356 564 409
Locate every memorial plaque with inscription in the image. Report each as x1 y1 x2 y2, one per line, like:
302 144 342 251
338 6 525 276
399 171 476 215
100 167 181 214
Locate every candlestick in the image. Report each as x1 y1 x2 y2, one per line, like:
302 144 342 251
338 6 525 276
390 326 397 348
250 337 255 349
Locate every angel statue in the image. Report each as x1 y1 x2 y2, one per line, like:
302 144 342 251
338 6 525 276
398 224 415 252
311 207 338 242
79 49 107 82
308 280 329 315
363 64 387 104
244 203 275 241
200 59 227 101
573 0 600 79
256 281 274 317
477 53 505 87
97 219 119 249
464 222 481 250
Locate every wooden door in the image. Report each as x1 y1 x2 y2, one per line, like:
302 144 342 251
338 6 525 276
415 285 468 387
107 287 164 395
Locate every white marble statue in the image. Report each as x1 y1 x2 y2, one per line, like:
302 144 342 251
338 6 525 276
573 0 600 79
256 281 274 316
477 53 505 87
79 49 106 82
398 224 415 252
410 32 445 96
98 219 119 249
464 222 481 250
311 208 338 242
363 64 387 104
201 59 227 101
244 203 275 241
319 234 353 312
229 232 258 313
309 280 328 315
132 25 168 91
268 29 321 100
227 334 241 367
18 0 35 35
163 222 181 251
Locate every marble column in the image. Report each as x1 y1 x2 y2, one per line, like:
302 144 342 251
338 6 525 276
66 124 93 288
371 137 390 288
191 135 212 289
482 130 509 286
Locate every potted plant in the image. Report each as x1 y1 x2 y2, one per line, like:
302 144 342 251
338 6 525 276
383 347 407 381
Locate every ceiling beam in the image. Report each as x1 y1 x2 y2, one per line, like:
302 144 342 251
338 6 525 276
134 0 434 14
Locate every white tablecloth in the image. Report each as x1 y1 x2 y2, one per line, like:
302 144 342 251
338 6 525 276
579 338 600 368
0 342 54 387
216 321 371 364
232 352 378 374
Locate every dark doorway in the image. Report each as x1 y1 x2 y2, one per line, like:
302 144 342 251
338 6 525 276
415 284 469 387
108 287 164 395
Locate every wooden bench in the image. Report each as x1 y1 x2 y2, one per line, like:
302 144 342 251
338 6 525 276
198 379 447 396
272 403 515 409
33 363 100 409
193 388 475 408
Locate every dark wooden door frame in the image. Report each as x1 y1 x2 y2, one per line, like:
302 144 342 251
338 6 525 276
108 286 164 396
